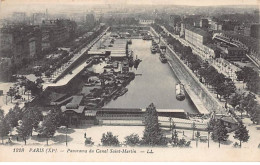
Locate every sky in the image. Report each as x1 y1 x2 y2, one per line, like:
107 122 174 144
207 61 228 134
0 0 259 6
0 0 259 17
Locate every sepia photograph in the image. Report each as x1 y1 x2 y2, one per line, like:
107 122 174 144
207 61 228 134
0 0 259 162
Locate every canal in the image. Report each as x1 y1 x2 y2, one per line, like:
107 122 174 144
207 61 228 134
104 39 199 114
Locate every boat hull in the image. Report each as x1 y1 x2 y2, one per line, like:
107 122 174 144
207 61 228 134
176 83 185 101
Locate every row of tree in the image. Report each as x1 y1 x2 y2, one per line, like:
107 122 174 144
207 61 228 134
6 78 43 102
96 103 189 147
229 92 260 123
209 118 250 148
158 26 237 104
96 103 250 148
236 66 260 93
153 23 260 124
0 104 64 145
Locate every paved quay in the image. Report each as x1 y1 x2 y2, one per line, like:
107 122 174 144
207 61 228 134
150 28 209 114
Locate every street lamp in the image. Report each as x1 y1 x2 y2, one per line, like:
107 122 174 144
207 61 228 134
66 125 68 146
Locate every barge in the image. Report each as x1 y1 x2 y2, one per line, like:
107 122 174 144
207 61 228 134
176 83 185 101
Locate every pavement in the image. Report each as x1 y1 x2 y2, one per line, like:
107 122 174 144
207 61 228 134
161 26 260 104
41 27 110 90
0 82 32 114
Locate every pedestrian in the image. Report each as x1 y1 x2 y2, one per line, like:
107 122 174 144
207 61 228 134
84 133 86 139
183 131 185 136
8 137 12 144
17 136 19 142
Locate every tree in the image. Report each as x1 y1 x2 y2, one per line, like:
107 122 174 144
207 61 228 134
36 78 44 85
233 124 249 147
5 104 23 128
7 87 17 103
142 103 167 146
24 107 43 136
211 120 229 148
177 138 191 148
34 71 42 78
125 133 140 146
17 114 33 145
229 93 242 109
236 105 244 119
222 79 236 105
172 130 178 145
0 118 10 144
248 104 260 124
0 109 4 120
45 71 51 78
206 120 215 148
241 92 257 115
37 110 57 146
101 132 120 146
25 80 42 96
236 67 260 93
195 131 201 148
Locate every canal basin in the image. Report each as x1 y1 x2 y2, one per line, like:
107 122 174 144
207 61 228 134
104 39 199 114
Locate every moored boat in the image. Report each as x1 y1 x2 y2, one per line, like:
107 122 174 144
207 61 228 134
151 46 157 54
176 83 185 101
159 54 167 63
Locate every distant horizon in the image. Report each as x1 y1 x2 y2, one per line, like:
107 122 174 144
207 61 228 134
1 0 259 6
0 0 259 18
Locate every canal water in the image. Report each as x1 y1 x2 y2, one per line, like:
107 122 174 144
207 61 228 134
104 39 199 114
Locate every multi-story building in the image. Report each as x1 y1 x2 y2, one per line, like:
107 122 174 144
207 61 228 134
0 58 12 82
203 44 218 59
31 12 47 25
41 19 76 50
184 25 210 50
180 23 186 37
86 13 95 28
0 25 42 65
210 21 223 31
218 46 246 61
213 32 259 64
250 24 260 39
200 19 209 29
139 19 154 25
169 15 181 29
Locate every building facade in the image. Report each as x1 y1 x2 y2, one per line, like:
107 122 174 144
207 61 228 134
41 19 76 50
184 26 210 50
200 19 209 28
0 25 42 65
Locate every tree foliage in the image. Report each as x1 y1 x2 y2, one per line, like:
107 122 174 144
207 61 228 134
233 124 250 147
5 104 23 128
101 132 120 146
229 93 242 108
7 87 17 103
24 107 43 133
236 67 260 93
37 109 58 145
0 118 10 144
16 114 33 145
142 103 167 146
211 120 229 147
124 133 140 146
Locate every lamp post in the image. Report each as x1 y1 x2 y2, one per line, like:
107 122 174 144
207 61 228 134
206 123 211 148
192 122 196 140
66 125 68 146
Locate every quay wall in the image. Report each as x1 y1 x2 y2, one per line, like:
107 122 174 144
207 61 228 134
53 27 109 83
151 27 224 114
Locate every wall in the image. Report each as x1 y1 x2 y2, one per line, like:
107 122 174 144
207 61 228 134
151 27 225 114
